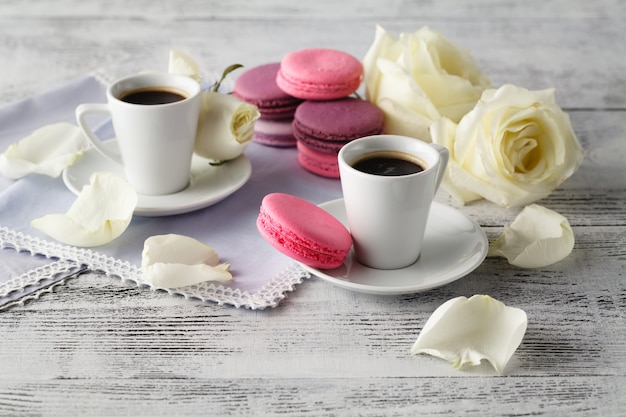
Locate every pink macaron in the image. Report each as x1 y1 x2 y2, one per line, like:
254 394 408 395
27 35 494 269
233 62 303 119
276 48 363 100
297 142 340 178
257 193 352 269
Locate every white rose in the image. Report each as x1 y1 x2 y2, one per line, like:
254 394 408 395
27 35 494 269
431 84 584 207
194 92 260 162
363 25 491 141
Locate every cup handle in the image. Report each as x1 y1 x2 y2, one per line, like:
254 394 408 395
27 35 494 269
430 143 449 191
75 103 123 164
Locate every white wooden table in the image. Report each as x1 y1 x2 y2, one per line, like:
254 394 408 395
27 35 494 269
1 1 625 415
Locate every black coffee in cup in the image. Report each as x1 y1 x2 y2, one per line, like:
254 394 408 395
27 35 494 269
120 87 187 105
351 151 425 176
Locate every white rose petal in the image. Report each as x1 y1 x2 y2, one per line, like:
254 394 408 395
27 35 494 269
193 92 260 162
373 59 441 140
363 25 490 140
168 49 203 83
0 123 89 180
411 295 528 375
430 118 483 203
31 172 137 247
431 84 584 207
402 27 490 121
142 234 233 288
488 204 575 268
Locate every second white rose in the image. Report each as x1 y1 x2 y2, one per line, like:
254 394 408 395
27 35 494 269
431 84 584 207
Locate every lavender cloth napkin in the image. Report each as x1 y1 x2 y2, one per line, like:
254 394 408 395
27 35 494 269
0 74 343 309
0 75 108 308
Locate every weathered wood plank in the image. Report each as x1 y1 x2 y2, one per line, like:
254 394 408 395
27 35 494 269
1 16 625 110
1 0 624 19
0 376 624 417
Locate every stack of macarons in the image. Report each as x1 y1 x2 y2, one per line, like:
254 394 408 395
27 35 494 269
233 62 303 147
276 48 384 178
257 193 352 269
233 48 384 176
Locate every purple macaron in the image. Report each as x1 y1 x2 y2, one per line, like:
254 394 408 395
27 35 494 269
293 97 384 178
233 62 303 119
293 98 384 154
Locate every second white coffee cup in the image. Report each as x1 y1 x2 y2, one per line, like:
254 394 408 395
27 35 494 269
338 135 449 270
76 72 201 196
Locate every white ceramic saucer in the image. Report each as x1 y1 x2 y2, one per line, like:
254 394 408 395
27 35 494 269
299 199 488 295
62 139 252 216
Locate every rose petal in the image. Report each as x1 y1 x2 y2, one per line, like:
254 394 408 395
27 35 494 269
378 98 437 142
194 92 260 161
488 204 575 268
431 117 483 203
142 234 233 288
403 27 490 122
411 295 528 375
363 24 403 103
168 49 203 83
373 58 441 141
31 172 137 247
0 123 89 179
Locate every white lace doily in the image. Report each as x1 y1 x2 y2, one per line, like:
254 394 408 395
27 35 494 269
0 227 310 309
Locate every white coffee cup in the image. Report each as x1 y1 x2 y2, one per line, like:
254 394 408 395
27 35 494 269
76 72 201 195
338 135 449 270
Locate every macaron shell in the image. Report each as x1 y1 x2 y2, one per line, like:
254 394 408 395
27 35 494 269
257 193 352 269
233 62 302 119
293 126 351 154
253 118 296 147
277 48 363 100
293 98 384 153
297 141 340 178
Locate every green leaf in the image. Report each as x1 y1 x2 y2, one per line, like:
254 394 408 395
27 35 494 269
212 64 244 92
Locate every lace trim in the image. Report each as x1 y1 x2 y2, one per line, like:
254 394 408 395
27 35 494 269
0 226 310 309
0 259 83 298
0 278 71 311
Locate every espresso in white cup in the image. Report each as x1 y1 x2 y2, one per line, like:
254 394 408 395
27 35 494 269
338 135 449 270
76 72 201 196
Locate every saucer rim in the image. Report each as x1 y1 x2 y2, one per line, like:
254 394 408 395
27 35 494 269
62 139 252 217
299 198 488 295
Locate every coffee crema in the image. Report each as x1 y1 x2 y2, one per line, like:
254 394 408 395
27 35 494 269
351 151 425 176
120 87 187 105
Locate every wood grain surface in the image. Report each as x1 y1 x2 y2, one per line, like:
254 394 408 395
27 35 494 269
1 1 625 416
